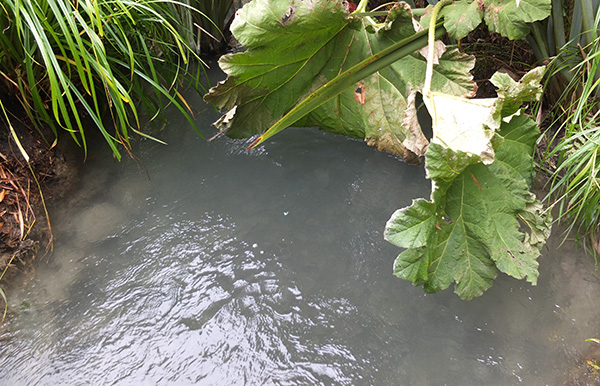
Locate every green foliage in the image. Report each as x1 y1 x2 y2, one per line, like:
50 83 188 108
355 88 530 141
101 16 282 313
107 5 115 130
386 114 551 299
541 5 600 251
0 0 204 160
526 0 599 102
384 2 550 299
206 0 552 299
206 0 551 160
176 0 235 53
438 0 551 40
205 0 477 160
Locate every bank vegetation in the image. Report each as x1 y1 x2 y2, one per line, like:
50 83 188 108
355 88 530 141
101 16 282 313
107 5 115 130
0 0 597 312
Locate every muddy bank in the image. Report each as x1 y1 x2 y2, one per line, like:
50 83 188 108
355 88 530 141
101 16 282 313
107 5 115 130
0 122 79 291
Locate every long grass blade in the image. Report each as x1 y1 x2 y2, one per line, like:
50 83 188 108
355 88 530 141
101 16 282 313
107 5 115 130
1 0 206 159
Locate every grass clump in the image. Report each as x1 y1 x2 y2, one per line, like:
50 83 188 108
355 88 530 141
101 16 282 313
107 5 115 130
543 6 600 254
0 0 211 160
177 0 236 53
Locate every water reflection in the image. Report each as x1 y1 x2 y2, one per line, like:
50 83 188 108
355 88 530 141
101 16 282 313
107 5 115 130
0 70 599 385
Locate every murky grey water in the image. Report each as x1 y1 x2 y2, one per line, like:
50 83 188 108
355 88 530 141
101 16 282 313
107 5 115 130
1 68 599 385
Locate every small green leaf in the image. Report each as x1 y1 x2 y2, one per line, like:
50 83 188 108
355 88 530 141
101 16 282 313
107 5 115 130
520 195 553 248
483 0 551 40
385 199 437 249
491 66 545 118
440 0 484 40
394 248 429 284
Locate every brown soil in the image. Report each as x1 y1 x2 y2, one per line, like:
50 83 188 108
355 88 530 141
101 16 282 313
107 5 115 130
0 120 79 303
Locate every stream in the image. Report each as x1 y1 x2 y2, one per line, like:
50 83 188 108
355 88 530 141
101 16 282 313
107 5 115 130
0 67 599 385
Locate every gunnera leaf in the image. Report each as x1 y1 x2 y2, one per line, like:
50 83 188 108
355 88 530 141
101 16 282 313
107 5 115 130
204 0 477 160
385 66 550 299
386 114 550 299
483 0 551 40
439 0 484 40
435 0 551 41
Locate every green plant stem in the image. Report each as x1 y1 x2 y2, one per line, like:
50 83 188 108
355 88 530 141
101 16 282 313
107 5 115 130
530 22 550 61
551 0 566 50
581 0 595 46
355 0 369 13
27 162 53 252
423 0 452 95
0 99 29 162
351 11 389 17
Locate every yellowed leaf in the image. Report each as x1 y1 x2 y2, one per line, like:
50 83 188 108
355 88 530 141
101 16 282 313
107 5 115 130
424 92 498 164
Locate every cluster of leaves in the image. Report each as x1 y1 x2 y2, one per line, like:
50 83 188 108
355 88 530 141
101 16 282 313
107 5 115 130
205 0 477 162
385 69 551 299
0 0 206 160
535 2 600 253
205 0 553 299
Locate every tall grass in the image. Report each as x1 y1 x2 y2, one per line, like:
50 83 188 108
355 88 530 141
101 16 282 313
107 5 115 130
177 0 235 53
0 0 209 160
543 6 600 252
528 0 600 110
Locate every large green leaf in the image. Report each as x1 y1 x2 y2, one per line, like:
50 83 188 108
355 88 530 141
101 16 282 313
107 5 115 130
483 0 551 39
205 0 477 160
385 63 551 300
385 113 550 300
439 0 551 40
